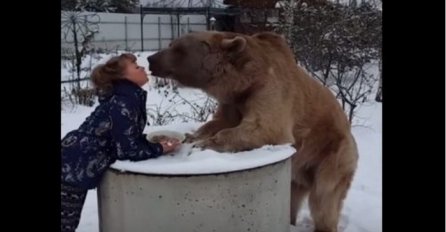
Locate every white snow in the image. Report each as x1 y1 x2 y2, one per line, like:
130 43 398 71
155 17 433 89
62 51 382 232
111 122 296 175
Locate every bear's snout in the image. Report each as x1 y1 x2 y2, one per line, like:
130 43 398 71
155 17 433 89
147 53 166 77
147 53 157 68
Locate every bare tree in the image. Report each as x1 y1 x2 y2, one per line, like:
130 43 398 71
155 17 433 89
332 60 377 123
146 86 218 126
61 11 100 106
62 11 100 83
275 0 382 123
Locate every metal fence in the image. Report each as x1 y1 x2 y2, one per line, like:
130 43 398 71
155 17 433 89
61 7 241 86
61 10 208 53
61 6 240 53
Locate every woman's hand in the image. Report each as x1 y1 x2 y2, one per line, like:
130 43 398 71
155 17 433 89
159 137 181 154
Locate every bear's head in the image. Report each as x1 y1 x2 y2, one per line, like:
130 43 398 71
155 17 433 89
147 31 257 90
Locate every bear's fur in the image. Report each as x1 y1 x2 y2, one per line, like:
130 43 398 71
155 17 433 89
148 31 358 232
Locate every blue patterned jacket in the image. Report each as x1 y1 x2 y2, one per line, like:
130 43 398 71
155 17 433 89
61 80 163 189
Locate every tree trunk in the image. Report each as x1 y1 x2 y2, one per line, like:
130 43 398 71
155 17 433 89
348 104 356 124
375 61 382 102
72 20 82 92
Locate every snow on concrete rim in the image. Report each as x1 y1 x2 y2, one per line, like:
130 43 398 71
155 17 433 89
110 123 296 175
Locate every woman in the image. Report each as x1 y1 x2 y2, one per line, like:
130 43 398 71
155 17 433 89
61 53 181 232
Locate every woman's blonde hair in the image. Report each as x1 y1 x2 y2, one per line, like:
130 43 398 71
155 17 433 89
90 53 137 96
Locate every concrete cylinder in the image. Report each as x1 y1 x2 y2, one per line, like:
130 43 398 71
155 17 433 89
98 158 292 232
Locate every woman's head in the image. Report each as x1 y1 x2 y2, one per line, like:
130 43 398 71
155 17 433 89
91 53 149 95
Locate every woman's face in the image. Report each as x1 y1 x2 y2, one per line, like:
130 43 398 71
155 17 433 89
123 59 149 87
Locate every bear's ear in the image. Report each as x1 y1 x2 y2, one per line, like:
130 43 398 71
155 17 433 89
221 36 246 54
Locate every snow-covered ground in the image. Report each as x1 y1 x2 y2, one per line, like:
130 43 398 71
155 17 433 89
61 52 382 232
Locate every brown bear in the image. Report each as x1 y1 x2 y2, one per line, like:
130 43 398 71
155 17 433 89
147 31 358 232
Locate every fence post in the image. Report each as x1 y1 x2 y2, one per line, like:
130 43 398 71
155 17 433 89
140 5 144 52
158 17 162 50
187 17 190 33
176 13 180 37
205 7 210 30
124 16 128 51
170 15 174 40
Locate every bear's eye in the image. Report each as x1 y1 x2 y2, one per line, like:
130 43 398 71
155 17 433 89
201 41 210 51
173 45 185 55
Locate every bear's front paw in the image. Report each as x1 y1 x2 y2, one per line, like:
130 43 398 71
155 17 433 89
191 137 223 152
183 133 198 143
